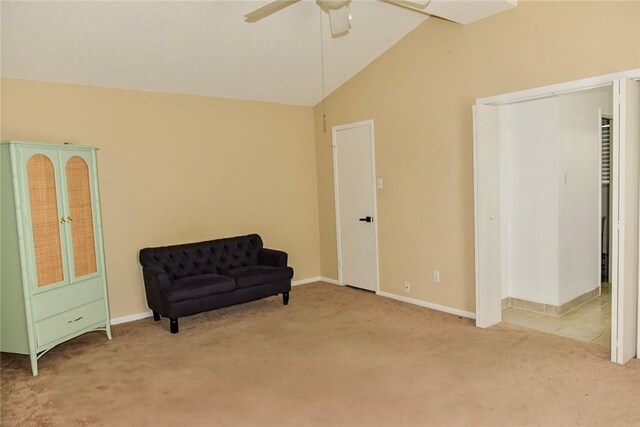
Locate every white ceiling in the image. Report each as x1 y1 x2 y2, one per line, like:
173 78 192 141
1 1 516 106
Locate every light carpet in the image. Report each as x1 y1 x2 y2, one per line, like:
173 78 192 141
2 282 640 426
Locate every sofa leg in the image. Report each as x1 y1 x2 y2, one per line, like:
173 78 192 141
170 317 179 334
153 311 161 321
283 292 289 305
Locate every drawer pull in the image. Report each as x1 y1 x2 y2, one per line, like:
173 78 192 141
67 316 83 323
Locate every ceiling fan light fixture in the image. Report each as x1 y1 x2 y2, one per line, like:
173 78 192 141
328 5 351 37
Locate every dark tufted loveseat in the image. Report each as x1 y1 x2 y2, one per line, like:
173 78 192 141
139 234 293 333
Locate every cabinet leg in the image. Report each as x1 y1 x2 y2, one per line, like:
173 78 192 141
283 292 289 305
105 323 112 340
170 317 179 334
30 353 38 376
153 311 161 321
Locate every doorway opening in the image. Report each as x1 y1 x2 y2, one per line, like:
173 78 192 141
494 86 613 347
473 70 640 364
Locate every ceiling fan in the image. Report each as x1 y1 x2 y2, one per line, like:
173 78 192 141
244 0 432 38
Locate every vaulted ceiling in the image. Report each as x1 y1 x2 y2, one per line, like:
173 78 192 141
1 1 516 106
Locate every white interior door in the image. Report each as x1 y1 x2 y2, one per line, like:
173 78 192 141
613 79 639 363
473 105 502 328
333 120 378 292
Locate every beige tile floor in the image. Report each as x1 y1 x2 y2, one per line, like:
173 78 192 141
502 287 611 346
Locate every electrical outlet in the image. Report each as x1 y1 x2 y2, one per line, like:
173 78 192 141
404 281 411 294
433 271 440 283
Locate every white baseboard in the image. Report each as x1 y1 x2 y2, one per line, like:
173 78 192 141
112 279 461 326
297 278 474 320
110 310 153 325
376 290 476 320
319 276 340 285
110 276 336 325
293 276 340 286
292 276 322 286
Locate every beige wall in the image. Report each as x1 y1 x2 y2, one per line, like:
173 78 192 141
314 1 640 312
1 79 320 318
2 1 639 319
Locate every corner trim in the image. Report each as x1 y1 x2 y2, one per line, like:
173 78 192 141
110 311 153 325
376 291 476 320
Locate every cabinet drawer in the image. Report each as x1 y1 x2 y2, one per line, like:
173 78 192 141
35 299 106 347
33 277 105 321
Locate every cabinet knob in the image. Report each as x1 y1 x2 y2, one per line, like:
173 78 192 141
60 217 67 224
66 216 73 223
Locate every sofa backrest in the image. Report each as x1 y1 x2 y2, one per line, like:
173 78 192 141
139 234 264 280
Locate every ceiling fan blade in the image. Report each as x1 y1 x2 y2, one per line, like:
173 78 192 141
397 0 431 8
380 0 432 17
244 0 301 22
380 0 430 15
328 6 351 37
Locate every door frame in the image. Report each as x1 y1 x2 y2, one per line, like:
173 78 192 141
473 68 640 363
332 119 380 293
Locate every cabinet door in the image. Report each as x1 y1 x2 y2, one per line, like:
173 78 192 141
19 147 69 291
60 151 100 282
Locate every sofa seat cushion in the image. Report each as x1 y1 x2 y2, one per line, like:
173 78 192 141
166 274 236 302
223 266 294 289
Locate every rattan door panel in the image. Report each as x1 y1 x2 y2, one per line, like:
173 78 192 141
65 156 98 278
26 154 65 287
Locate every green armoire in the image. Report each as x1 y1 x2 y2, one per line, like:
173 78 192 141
1 141 111 375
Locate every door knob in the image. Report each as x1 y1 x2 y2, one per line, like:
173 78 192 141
359 216 373 223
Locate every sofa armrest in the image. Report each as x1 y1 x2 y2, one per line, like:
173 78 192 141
142 266 172 311
258 248 288 267
143 266 171 289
